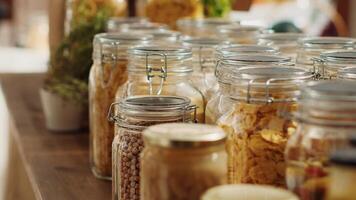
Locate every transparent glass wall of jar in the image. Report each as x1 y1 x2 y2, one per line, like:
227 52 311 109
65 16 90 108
217 25 267 44
141 123 227 200
106 17 148 33
218 66 313 186
89 32 152 180
258 33 305 61
114 45 205 123
285 81 356 200
296 37 355 71
177 18 238 37
109 96 196 200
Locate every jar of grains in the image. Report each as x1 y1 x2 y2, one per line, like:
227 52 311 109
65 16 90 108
115 45 205 123
314 50 356 80
89 32 152 180
285 80 356 200
218 66 313 186
215 44 280 60
109 96 197 200
106 17 148 33
337 67 356 80
258 33 305 61
177 18 237 37
205 54 292 125
296 37 355 71
141 123 227 200
182 37 228 102
217 25 267 44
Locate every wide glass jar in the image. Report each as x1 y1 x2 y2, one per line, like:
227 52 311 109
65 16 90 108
106 17 148 32
314 50 356 79
215 44 280 60
89 32 152 180
337 67 356 80
182 37 228 101
218 66 313 186
258 33 305 60
141 123 227 200
285 80 356 200
296 37 355 70
115 45 205 122
109 96 197 200
177 18 237 37
217 25 267 44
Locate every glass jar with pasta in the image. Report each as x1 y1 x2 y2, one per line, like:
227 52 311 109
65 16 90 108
89 32 152 180
115 45 205 123
218 66 313 187
285 80 356 200
217 25 267 44
177 18 237 37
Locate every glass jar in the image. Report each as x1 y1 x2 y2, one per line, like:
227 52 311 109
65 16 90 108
177 18 237 37
296 37 355 71
119 22 168 33
215 44 280 60
182 37 228 102
144 0 204 29
327 149 356 200
218 66 313 186
258 33 305 60
141 123 227 200
217 25 267 44
106 17 148 33
201 184 299 200
115 45 205 122
89 32 152 180
148 30 181 45
337 67 356 80
314 50 356 80
109 96 197 200
285 80 356 200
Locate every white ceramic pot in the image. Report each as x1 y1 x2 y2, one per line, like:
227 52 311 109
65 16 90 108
40 88 85 131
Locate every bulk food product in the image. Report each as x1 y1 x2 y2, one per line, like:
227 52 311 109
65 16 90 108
111 96 196 200
285 81 356 200
141 123 227 200
217 66 313 187
89 33 152 179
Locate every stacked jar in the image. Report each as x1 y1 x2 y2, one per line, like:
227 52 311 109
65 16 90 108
218 66 313 187
177 18 237 37
141 123 227 200
115 45 205 123
110 96 197 200
205 54 291 125
217 25 267 44
89 32 152 179
285 80 356 200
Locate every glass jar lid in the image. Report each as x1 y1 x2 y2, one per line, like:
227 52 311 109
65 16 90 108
143 123 226 148
182 37 228 47
298 37 355 49
221 54 291 65
330 149 356 167
218 25 265 35
259 33 304 43
338 67 356 79
129 45 192 59
320 50 356 64
149 30 181 42
216 44 279 58
177 18 237 28
120 22 168 33
106 17 148 32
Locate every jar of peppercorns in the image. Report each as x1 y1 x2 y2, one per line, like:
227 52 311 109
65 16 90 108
108 96 197 200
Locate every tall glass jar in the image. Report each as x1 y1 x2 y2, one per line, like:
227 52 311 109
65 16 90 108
215 44 280 60
296 37 355 71
258 33 305 60
109 96 197 200
182 37 228 102
115 45 205 122
177 18 237 37
217 25 267 44
89 32 152 180
314 50 356 79
106 17 148 33
337 67 356 80
285 80 356 200
218 66 313 186
141 123 227 200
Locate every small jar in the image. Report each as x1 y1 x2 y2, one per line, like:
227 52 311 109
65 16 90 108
285 80 356 200
115 45 205 123
258 33 305 60
182 37 228 101
106 17 148 32
337 67 356 80
215 44 280 60
327 149 356 200
217 25 267 44
314 50 356 79
296 37 355 70
109 96 197 200
141 123 227 200
201 184 299 200
177 18 237 37
89 32 152 180
218 66 313 186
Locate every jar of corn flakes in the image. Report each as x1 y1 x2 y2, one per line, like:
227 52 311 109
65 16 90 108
337 67 356 80
177 18 237 37
285 80 356 200
217 25 268 44
218 66 313 187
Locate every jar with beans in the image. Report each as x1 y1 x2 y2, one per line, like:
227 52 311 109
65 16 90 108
109 96 197 200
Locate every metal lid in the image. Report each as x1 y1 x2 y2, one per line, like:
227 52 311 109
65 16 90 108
182 37 227 47
106 17 148 32
299 37 355 49
320 50 356 64
338 67 356 79
218 25 265 34
177 18 237 28
216 44 279 58
143 123 226 148
330 149 356 167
